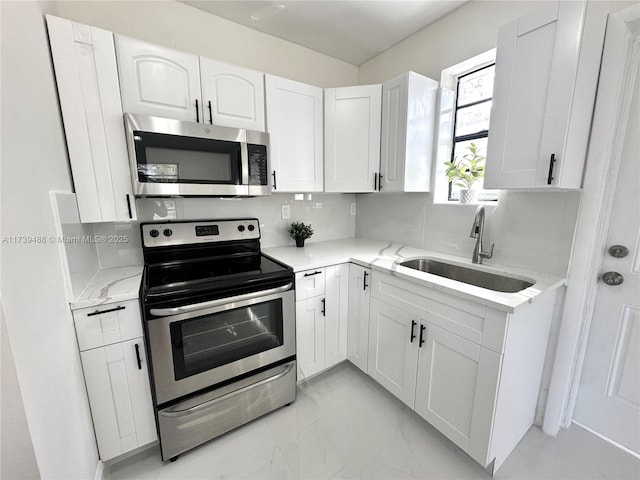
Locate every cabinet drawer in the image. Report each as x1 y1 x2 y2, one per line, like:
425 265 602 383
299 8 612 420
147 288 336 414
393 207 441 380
73 299 142 351
371 271 508 353
295 268 326 301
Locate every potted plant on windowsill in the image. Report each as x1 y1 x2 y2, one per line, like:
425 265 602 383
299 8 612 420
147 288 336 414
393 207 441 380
444 142 486 204
288 221 314 247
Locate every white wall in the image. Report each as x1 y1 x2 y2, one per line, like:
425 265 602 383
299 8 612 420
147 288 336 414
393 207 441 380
0 1 99 478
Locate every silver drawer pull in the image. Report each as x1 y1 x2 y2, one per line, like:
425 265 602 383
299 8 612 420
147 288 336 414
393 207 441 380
149 282 293 317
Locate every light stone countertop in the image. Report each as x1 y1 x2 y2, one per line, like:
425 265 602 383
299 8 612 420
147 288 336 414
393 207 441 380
263 238 565 313
70 265 143 310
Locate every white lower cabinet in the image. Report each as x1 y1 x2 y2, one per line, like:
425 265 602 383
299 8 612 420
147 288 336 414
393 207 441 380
295 264 348 380
347 264 370 372
73 302 156 460
364 270 554 472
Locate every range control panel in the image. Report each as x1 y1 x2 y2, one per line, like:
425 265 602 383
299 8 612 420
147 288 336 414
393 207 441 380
142 219 260 248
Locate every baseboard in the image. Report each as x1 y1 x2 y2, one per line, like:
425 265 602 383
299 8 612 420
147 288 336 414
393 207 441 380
571 420 640 460
94 461 108 480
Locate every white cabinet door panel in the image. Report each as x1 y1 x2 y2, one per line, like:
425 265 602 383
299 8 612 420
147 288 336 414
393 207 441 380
325 264 349 368
324 85 381 193
415 325 501 465
265 75 323 192
81 338 156 460
116 36 201 122
200 58 265 131
295 297 325 380
47 15 135 223
347 264 371 372
368 299 418 407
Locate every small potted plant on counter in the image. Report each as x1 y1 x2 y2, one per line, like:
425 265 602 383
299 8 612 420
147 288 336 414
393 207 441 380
444 142 486 204
288 221 314 247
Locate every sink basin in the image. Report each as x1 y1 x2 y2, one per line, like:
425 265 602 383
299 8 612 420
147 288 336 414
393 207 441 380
399 258 535 293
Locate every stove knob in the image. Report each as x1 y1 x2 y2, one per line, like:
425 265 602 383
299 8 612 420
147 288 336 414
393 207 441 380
163 229 173 237
248 224 255 232
238 225 245 232
149 229 160 238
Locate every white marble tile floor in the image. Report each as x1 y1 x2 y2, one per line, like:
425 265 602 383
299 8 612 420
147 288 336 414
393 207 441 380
109 362 640 480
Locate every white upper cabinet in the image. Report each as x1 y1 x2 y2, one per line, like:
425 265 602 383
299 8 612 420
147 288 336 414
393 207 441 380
380 72 438 192
47 15 136 223
265 74 324 192
324 85 382 193
485 1 606 189
115 36 202 122
200 58 265 131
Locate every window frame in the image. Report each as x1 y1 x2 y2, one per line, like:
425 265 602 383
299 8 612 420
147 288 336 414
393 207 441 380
448 62 496 202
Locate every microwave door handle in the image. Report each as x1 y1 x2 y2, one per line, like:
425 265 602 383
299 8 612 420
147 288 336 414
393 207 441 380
149 282 293 317
241 141 249 186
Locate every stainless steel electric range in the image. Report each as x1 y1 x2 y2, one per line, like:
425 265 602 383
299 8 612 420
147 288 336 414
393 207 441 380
139 218 296 461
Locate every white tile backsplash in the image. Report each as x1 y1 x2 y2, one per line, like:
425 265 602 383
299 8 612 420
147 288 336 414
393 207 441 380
134 193 357 248
356 191 581 277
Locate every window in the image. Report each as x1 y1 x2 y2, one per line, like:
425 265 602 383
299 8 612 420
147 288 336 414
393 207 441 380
434 50 499 204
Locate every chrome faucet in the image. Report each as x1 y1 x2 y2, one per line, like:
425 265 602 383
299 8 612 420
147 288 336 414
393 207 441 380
469 205 494 264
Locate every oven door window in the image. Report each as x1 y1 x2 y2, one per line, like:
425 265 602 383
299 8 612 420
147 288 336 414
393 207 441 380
134 131 241 185
170 299 284 380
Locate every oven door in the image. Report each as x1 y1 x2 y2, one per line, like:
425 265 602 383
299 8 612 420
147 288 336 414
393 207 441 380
125 113 249 196
146 283 295 405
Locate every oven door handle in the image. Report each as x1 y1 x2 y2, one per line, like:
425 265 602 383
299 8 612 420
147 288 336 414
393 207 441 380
149 282 293 317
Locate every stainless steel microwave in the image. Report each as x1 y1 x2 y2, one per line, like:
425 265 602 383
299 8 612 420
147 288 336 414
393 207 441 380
124 114 270 197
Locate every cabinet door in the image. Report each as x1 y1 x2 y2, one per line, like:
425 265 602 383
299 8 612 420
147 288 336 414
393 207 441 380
265 75 323 192
295 296 325 380
325 264 349 368
46 16 136 223
368 298 419 407
116 36 201 122
200 58 265 131
380 72 437 192
324 85 382 193
414 325 501 466
485 1 597 189
81 338 156 460
347 264 371 372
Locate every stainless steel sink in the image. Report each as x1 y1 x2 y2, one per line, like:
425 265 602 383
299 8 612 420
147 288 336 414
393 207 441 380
399 258 534 293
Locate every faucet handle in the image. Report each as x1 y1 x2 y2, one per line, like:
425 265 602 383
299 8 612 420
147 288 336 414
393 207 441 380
481 243 495 259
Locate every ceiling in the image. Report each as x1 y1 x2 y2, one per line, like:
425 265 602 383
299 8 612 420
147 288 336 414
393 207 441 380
181 1 468 65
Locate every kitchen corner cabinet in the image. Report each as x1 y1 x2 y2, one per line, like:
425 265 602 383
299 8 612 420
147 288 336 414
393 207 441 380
368 271 555 473
73 299 156 460
295 265 348 380
485 0 606 189
265 75 324 192
380 72 438 192
46 15 136 223
116 36 265 131
324 85 382 193
347 264 371 372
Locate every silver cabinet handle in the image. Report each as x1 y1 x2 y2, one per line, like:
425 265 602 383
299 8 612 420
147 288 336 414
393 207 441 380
149 282 293 316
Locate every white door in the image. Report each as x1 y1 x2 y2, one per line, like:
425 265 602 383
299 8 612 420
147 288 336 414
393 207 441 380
573 60 640 454
324 264 348 368
295 296 325 380
265 74 323 192
367 298 418 407
324 85 381 193
200 58 265 131
347 264 371 372
115 36 202 122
